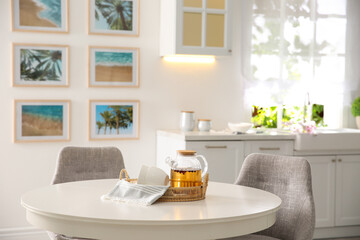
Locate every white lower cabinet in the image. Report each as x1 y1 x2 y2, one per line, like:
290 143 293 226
156 134 294 184
186 141 244 184
244 140 294 156
306 155 360 229
307 156 336 228
335 155 360 226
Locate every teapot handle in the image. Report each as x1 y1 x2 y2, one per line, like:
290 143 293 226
165 156 177 168
196 155 208 179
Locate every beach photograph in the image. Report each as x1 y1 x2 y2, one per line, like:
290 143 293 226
13 0 67 32
89 47 138 87
15 100 70 142
95 51 132 82
90 0 138 35
21 105 63 136
90 100 139 140
13 44 68 86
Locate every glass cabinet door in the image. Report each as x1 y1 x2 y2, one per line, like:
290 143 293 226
183 0 202 8
206 13 225 47
181 0 228 49
183 12 202 46
207 0 225 9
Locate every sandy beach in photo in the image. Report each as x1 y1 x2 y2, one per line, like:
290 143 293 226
21 113 63 136
19 0 57 27
95 65 133 82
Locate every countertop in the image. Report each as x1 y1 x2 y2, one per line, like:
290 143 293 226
157 129 296 141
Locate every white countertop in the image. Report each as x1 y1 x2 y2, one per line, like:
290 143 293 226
157 129 295 141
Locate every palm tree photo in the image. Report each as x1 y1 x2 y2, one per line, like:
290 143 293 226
95 0 133 31
20 49 62 81
96 105 133 135
100 110 113 135
96 121 105 134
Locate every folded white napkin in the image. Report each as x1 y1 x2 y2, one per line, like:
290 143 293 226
101 180 169 206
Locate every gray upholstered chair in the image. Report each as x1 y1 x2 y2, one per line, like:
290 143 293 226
48 146 125 240
224 153 315 240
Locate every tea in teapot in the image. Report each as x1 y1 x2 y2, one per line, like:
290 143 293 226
165 150 208 188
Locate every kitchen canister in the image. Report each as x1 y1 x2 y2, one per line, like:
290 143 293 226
180 111 195 132
197 119 212 132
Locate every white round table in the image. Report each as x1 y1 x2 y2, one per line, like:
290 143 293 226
21 179 281 240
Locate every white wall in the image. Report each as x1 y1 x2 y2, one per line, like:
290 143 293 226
0 0 244 237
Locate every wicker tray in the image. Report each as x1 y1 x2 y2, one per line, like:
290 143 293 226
119 169 209 202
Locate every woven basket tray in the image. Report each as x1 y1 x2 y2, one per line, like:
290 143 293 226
119 169 209 202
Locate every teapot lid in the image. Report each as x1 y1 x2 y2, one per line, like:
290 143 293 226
177 150 196 156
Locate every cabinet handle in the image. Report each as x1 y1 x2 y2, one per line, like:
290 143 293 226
338 159 342 162
205 145 227 149
259 147 281 151
332 159 336 163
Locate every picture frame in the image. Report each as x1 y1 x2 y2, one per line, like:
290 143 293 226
12 43 69 87
89 100 140 140
14 100 71 143
88 46 139 87
88 0 139 36
11 0 69 33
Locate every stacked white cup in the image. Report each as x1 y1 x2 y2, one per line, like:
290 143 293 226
180 111 195 132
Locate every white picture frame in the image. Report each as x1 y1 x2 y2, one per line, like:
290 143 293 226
12 0 68 33
89 100 139 140
13 43 69 87
14 100 71 142
88 46 139 87
88 0 139 36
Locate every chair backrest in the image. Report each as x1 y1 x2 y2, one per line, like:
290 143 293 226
235 153 315 240
52 146 125 184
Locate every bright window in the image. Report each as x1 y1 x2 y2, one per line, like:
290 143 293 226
243 0 350 127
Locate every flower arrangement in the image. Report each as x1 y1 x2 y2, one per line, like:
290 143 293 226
283 120 317 134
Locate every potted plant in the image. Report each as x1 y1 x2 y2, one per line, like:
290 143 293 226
351 96 360 129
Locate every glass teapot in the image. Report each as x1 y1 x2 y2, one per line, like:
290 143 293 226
165 150 208 187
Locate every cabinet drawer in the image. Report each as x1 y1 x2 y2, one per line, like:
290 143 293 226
244 140 293 156
186 141 244 184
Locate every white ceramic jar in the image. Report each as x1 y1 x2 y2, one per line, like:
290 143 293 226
180 111 195 132
197 119 211 132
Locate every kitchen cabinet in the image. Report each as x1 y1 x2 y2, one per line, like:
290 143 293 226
156 131 294 184
307 156 336 228
335 155 360 226
156 136 244 184
186 140 294 183
159 0 232 56
186 141 244 184
244 140 294 157
306 155 360 229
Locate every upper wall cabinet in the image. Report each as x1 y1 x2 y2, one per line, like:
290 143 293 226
160 0 232 56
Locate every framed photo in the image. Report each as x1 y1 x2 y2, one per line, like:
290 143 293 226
14 100 71 142
11 0 68 33
13 43 69 87
88 0 139 36
89 100 139 140
89 46 139 87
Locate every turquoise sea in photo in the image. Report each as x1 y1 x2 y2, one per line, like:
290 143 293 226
95 51 133 67
95 105 133 135
22 105 63 121
35 0 62 27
